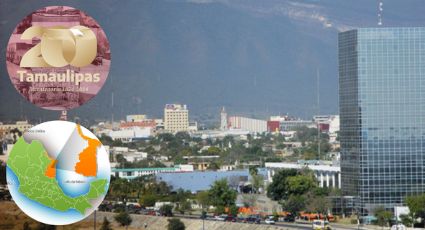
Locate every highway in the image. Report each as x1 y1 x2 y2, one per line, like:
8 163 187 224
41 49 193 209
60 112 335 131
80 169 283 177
171 213 367 230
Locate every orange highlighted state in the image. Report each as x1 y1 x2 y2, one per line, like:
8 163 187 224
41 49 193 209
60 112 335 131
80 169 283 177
45 153 57 178
74 124 101 177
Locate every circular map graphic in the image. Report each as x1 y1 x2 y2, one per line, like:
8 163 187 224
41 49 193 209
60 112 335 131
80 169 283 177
6 6 111 110
6 121 110 225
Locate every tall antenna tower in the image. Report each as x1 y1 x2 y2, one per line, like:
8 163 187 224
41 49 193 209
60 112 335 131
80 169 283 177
378 0 384 26
110 70 115 129
316 69 321 161
111 91 114 128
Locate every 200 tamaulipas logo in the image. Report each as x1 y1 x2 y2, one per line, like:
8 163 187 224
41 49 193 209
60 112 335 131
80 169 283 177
20 26 97 68
6 6 110 111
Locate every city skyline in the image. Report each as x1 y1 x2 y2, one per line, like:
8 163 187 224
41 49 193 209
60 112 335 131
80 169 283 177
2 1 425 228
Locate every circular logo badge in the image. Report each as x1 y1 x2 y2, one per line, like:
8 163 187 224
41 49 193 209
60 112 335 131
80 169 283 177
6 120 111 225
6 6 111 110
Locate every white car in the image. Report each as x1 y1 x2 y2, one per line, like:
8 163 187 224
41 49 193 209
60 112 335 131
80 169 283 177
391 224 406 230
214 215 226 221
265 217 275 225
312 220 331 230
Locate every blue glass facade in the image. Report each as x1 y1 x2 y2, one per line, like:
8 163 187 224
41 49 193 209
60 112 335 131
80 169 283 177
339 28 425 214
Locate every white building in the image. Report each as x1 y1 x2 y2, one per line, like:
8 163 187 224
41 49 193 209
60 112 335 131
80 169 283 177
220 165 236 171
122 151 148 162
269 115 289 122
228 116 267 133
329 115 340 134
126 114 147 122
188 121 198 132
111 146 129 153
108 127 152 142
0 121 32 134
220 107 228 130
155 119 164 129
280 120 315 131
111 164 194 179
313 115 340 134
164 104 189 133
265 162 341 189
192 129 250 139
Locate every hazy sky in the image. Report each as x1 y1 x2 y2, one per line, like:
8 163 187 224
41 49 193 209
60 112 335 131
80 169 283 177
1 0 425 123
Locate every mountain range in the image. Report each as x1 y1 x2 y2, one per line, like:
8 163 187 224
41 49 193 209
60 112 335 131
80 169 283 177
1 0 425 124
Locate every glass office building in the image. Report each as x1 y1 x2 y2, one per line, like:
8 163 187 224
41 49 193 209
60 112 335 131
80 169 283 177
339 28 425 215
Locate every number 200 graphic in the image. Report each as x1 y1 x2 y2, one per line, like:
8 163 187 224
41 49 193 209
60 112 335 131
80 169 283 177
19 25 97 68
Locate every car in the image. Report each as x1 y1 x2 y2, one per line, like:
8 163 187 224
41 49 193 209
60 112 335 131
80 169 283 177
237 217 247 223
283 214 296 222
246 216 261 224
214 215 227 221
265 217 275 225
312 220 331 230
391 224 406 230
139 209 150 215
224 216 237 222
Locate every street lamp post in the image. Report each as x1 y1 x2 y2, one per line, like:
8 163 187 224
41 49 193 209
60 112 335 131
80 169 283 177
201 209 206 230
94 210 97 230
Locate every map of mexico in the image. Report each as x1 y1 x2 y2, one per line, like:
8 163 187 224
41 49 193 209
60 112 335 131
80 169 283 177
6 121 111 225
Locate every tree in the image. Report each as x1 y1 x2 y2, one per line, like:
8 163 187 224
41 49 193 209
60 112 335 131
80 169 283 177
99 134 113 146
399 214 413 227
207 161 220 170
139 194 158 207
167 218 185 230
229 205 239 216
249 166 258 176
208 179 237 207
286 175 317 195
115 154 127 166
215 205 225 215
249 167 264 193
405 194 425 222
171 189 192 203
114 212 132 228
196 191 210 209
293 127 318 143
175 132 190 141
206 146 221 155
176 200 191 214
173 155 186 165
250 174 264 193
160 204 174 216
109 177 134 201
374 207 392 228
266 169 298 200
282 195 306 216
306 196 331 216
112 139 124 147
100 217 112 230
